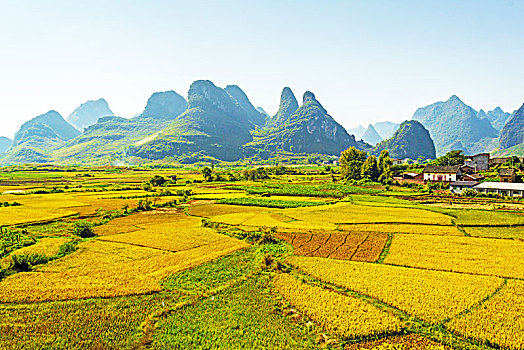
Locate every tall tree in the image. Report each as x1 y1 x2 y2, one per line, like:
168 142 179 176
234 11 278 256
340 147 368 180
378 150 393 183
361 155 380 181
433 150 465 166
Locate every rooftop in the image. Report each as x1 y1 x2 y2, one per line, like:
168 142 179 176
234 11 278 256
474 182 524 191
423 165 462 174
450 181 479 186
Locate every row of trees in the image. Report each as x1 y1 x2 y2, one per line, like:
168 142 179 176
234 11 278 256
339 147 393 183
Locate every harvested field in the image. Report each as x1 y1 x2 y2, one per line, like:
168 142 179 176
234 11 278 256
276 232 387 262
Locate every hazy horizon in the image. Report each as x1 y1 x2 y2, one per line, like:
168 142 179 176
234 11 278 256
1 0 523 139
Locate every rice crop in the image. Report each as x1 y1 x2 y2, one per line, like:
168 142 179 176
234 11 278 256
274 273 405 338
447 280 524 349
287 256 503 323
384 234 524 279
0 238 247 302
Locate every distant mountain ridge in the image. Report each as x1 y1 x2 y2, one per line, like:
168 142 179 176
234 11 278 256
478 107 511 134
3 83 522 166
373 121 401 140
500 104 524 150
0 137 12 154
412 95 498 156
67 99 113 131
361 124 383 146
348 122 400 141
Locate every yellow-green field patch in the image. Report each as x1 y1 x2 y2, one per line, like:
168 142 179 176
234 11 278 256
384 234 524 279
287 256 502 323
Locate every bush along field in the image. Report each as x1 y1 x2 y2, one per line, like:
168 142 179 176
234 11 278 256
0 164 523 349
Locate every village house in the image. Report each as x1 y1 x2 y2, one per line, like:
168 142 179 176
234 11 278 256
499 168 517 183
422 165 465 182
473 182 524 198
464 153 490 171
391 158 402 166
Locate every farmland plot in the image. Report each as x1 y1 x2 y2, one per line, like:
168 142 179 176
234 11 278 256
274 273 405 338
385 234 524 279
287 256 503 323
447 280 524 349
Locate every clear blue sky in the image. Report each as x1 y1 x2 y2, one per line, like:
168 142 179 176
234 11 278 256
1 0 523 138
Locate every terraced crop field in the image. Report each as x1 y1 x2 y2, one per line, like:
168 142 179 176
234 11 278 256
276 232 387 262
0 167 523 350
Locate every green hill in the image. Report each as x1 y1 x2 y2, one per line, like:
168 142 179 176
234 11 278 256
267 87 299 127
224 85 266 126
1 111 80 165
372 120 435 159
247 91 369 155
53 91 188 164
128 80 258 162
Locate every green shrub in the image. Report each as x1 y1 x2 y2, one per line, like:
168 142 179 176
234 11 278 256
58 241 77 256
73 220 95 238
137 198 153 211
150 175 167 187
10 253 49 272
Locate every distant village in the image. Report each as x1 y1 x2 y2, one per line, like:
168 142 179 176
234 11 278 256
394 153 524 198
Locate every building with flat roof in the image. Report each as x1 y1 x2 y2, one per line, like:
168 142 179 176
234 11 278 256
473 182 524 197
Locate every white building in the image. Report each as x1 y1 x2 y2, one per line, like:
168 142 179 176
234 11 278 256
422 165 464 182
473 182 524 198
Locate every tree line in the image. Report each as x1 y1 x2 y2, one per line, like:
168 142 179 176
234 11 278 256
339 147 393 183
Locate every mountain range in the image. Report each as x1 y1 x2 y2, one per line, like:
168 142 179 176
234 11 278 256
1 83 523 165
412 95 499 156
349 122 401 143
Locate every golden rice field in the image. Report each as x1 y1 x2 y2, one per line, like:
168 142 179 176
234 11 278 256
345 334 450 350
337 223 463 236
99 221 234 252
447 280 524 349
284 202 454 225
192 202 454 233
1 168 524 349
463 225 524 239
274 273 405 338
0 238 246 302
287 256 503 323
384 234 524 279
0 206 77 226
1 237 71 268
